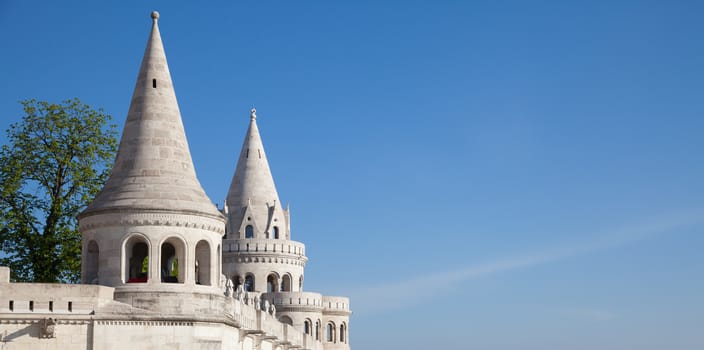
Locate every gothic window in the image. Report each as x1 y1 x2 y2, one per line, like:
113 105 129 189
244 274 255 292
216 245 221 279
299 275 304 290
245 225 254 238
125 236 149 283
315 320 321 341
273 226 279 239
85 240 99 284
340 323 346 343
195 240 211 285
326 322 335 342
304 319 312 335
267 273 279 293
281 274 291 292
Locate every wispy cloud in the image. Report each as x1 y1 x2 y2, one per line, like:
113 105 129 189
350 208 704 314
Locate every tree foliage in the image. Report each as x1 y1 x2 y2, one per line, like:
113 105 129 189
0 98 118 283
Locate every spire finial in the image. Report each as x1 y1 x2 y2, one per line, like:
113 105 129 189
250 108 257 121
151 11 160 22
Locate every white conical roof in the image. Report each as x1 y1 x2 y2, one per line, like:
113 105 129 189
226 109 287 235
81 12 221 219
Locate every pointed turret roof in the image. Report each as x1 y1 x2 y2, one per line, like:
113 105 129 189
81 11 221 219
226 109 282 212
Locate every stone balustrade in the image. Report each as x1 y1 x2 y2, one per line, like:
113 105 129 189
322 296 351 313
0 283 114 315
223 238 306 257
260 291 324 311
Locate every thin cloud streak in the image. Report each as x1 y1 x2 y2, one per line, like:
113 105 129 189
350 208 704 314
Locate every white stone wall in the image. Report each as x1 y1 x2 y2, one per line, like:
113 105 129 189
80 211 224 294
0 276 332 350
222 238 306 293
0 320 90 350
92 320 239 350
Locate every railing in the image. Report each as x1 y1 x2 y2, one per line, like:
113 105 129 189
222 239 306 257
261 291 324 309
322 296 351 312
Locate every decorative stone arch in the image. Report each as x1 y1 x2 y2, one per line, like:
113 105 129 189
281 273 292 292
266 272 280 293
279 315 293 326
195 240 212 285
84 240 99 284
123 233 151 283
159 235 186 283
326 321 336 343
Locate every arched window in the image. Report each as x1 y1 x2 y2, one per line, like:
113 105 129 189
216 245 221 279
85 240 99 284
315 320 321 341
195 240 211 285
281 274 291 292
245 225 254 238
267 273 279 293
279 315 293 326
244 274 255 292
273 226 279 239
160 241 181 283
340 323 346 343
304 319 312 335
232 275 242 291
299 275 304 290
125 236 149 283
326 322 335 342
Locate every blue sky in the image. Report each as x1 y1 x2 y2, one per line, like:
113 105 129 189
2 1 704 349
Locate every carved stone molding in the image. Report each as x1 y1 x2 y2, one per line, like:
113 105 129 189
79 211 225 234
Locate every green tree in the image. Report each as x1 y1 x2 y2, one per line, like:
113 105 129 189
0 98 118 283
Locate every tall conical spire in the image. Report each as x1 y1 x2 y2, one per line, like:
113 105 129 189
81 11 221 218
226 108 287 237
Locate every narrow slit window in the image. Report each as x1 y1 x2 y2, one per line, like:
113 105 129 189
258 149 262 159
49 301 54 312
29 301 34 311
246 148 249 158
9 300 13 311
68 301 73 312
152 79 157 88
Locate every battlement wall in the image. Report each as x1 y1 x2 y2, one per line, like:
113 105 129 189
322 296 351 313
0 281 114 315
262 291 324 310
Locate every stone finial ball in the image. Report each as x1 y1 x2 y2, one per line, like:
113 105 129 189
151 11 160 20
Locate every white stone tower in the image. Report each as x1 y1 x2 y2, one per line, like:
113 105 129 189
223 108 304 293
222 110 351 349
78 11 226 313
